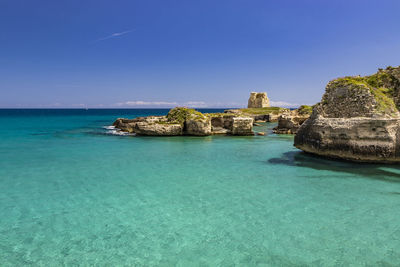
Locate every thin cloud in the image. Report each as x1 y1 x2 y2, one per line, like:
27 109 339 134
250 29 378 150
270 101 303 108
184 101 207 108
114 100 246 108
94 29 135 42
115 101 178 107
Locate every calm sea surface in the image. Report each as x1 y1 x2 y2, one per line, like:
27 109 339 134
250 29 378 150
1 109 400 266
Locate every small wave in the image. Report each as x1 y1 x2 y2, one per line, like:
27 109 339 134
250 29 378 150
103 126 135 136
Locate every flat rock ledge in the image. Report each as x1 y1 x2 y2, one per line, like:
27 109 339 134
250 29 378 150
294 66 400 163
113 107 254 136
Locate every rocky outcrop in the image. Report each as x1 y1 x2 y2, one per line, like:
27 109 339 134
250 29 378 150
113 107 255 136
273 106 312 134
294 66 400 163
248 92 270 108
113 118 139 133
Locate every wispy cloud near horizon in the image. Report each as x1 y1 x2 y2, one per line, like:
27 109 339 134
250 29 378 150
270 101 303 108
115 101 178 107
94 29 135 42
0 100 306 109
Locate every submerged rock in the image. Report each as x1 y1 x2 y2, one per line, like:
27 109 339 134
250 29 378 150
248 92 270 108
294 66 400 163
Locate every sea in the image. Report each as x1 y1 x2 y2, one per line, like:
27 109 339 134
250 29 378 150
0 109 399 266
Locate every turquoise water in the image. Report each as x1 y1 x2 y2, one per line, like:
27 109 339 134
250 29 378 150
1 109 400 266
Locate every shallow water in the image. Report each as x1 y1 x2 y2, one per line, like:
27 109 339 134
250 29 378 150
1 109 400 266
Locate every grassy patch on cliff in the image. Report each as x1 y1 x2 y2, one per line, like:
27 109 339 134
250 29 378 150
370 87 397 114
334 67 399 114
205 112 235 117
237 107 289 115
297 105 313 115
166 107 206 124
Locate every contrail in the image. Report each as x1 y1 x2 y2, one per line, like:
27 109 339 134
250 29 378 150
93 29 135 42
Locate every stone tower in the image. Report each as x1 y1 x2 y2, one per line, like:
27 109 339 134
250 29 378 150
247 92 270 108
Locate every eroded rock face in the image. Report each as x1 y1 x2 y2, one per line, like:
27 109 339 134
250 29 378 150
247 92 270 108
113 118 137 133
210 115 235 132
185 118 212 136
134 122 183 136
294 66 400 163
232 117 254 135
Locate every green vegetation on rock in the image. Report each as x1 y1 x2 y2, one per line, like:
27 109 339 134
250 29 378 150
205 112 235 117
370 87 397 114
166 107 206 124
297 105 313 115
333 66 399 114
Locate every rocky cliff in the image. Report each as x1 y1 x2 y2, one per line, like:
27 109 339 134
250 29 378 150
294 66 400 163
247 92 270 108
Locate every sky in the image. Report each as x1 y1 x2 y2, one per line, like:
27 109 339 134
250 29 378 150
1 0 400 108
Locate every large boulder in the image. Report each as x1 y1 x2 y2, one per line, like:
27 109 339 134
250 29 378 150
232 117 254 135
294 66 400 163
247 92 270 108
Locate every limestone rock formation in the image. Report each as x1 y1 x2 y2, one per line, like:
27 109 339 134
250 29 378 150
294 66 400 163
113 107 255 136
185 117 212 136
247 92 270 108
273 105 312 134
232 117 254 135
113 118 137 133
134 122 183 136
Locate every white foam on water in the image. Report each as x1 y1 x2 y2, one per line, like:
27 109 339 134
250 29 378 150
103 126 135 136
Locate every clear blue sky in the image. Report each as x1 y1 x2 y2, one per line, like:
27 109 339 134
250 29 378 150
1 0 400 108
